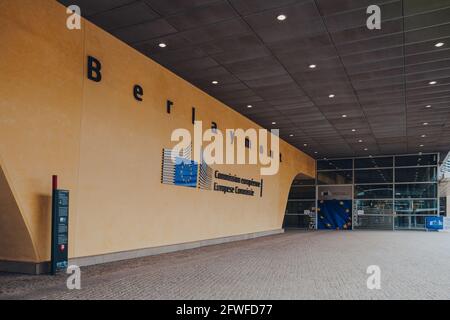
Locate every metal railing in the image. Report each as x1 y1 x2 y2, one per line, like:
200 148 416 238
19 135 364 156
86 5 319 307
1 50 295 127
283 213 316 230
354 214 439 231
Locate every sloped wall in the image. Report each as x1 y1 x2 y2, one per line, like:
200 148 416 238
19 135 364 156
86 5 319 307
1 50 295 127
0 164 37 262
0 0 84 263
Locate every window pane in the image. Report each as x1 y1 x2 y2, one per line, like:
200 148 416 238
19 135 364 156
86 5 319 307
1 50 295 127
355 184 393 199
395 154 437 167
286 201 315 214
395 200 438 215
283 214 312 229
292 178 316 186
394 183 437 199
289 186 315 199
354 169 393 183
317 159 353 170
395 216 428 230
355 200 393 215
440 197 447 216
355 157 393 169
317 170 353 185
395 167 437 183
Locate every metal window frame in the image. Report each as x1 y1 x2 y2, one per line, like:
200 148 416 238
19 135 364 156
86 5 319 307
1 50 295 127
313 153 440 231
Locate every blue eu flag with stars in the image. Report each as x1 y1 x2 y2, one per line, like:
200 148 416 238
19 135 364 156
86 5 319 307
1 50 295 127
174 158 198 188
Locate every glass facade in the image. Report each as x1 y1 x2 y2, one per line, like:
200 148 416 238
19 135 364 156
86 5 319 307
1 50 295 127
284 153 440 231
317 170 353 185
395 154 438 167
313 153 440 230
354 169 393 184
355 200 393 215
283 180 316 230
394 183 437 199
355 184 393 199
288 186 315 199
440 197 447 216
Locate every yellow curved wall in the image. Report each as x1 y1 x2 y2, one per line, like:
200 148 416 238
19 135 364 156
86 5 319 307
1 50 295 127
0 0 315 263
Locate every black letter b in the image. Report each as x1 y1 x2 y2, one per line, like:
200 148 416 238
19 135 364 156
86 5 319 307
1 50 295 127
87 56 102 82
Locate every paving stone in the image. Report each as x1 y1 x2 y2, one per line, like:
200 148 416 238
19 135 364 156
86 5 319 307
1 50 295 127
0 231 449 300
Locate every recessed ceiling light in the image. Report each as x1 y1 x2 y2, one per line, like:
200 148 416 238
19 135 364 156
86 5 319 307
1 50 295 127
314 151 318 154
435 42 445 48
277 14 287 21
329 94 335 98
352 129 357 132
272 121 277 125
158 43 167 48
309 64 317 69
358 139 363 143
425 105 432 108
289 134 294 137
423 122 429 126
421 134 427 138
429 81 437 85
212 80 219 85
364 148 369 151
420 144 424 147
304 144 308 147
342 114 347 118
247 105 253 108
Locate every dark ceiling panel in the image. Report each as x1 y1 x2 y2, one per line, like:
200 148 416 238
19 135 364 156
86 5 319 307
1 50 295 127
336 33 404 56
133 34 192 55
331 19 404 45
165 1 238 30
180 19 251 44
243 2 326 44
144 0 219 16
405 6 450 30
57 0 450 159
404 0 450 16
323 1 402 33
112 18 177 43
316 0 394 16
88 1 159 31
199 33 264 55
229 0 305 15
150 47 208 65
59 0 135 16
341 47 404 66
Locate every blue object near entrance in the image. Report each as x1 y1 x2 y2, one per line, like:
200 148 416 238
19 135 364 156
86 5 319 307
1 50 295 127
318 200 352 230
425 216 444 231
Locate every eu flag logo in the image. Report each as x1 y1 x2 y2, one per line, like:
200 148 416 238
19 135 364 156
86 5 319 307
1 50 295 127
174 159 198 188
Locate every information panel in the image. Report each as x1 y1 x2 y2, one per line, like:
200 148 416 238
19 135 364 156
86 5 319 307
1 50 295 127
425 216 444 231
51 189 69 274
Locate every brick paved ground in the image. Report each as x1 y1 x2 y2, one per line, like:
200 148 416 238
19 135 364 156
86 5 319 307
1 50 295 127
0 231 449 300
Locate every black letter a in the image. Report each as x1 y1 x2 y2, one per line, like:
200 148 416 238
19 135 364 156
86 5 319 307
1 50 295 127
87 56 102 82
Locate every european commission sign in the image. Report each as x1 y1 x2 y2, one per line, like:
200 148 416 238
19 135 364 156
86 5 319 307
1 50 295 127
161 146 263 197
